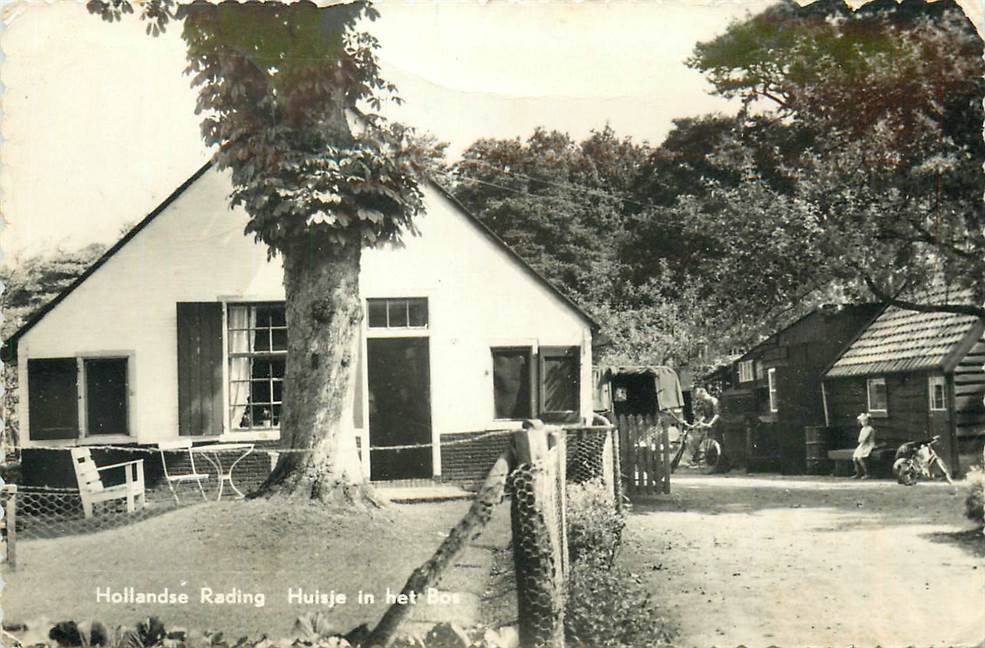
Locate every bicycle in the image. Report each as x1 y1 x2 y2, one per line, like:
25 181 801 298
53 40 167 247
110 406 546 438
668 418 725 474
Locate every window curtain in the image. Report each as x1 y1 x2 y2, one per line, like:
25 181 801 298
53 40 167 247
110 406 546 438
228 305 255 429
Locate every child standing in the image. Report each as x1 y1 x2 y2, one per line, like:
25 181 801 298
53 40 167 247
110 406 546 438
853 412 876 479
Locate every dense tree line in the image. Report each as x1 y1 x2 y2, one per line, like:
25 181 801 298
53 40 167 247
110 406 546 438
450 0 984 371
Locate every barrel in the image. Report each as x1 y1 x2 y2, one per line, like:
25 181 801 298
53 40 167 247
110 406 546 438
805 425 832 475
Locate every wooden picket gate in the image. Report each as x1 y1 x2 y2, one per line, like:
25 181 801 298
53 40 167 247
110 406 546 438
614 414 671 495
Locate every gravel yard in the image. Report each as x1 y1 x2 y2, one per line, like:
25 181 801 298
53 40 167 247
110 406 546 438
622 473 985 648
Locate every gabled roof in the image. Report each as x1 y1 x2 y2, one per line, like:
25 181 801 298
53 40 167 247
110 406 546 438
2 160 595 360
735 303 882 364
826 289 984 378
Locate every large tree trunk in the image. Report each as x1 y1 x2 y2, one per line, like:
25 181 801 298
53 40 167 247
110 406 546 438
253 233 381 507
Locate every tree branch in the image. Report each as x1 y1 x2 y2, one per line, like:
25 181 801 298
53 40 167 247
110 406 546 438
863 275 985 320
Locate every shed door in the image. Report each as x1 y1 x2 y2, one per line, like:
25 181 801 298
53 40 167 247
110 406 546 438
367 337 432 480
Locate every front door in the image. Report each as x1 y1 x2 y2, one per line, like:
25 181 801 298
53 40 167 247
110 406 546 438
367 337 433 480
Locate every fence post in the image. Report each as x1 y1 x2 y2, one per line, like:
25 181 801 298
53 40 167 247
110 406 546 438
3 485 16 570
511 420 565 648
365 453 512 648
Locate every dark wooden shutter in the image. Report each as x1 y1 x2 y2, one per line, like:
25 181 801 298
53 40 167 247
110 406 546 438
177 302 224 436
28 358 80 440
539 346 581 422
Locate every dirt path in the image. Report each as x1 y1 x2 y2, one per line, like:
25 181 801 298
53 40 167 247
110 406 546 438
622 473 985 648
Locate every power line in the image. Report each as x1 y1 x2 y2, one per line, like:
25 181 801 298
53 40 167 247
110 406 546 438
448 159 654 210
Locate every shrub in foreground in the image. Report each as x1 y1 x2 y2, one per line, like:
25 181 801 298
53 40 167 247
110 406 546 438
563 479 675 647
565 479 625 566
965 467 985 527
564 555 676 648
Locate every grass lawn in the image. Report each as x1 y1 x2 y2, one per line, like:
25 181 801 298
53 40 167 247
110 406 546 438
3 498 511 639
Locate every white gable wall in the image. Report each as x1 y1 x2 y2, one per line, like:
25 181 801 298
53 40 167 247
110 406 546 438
18 167 593 473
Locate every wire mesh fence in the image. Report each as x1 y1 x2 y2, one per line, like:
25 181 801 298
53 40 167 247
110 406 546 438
4 485 200 541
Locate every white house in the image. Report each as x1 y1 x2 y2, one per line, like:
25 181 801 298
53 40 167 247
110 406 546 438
5 162 596 483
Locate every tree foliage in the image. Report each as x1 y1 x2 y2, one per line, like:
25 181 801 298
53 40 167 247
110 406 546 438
687 0 985 316
85 1 442 504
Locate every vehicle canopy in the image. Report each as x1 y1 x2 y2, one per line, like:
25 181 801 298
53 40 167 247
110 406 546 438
594 365 685 417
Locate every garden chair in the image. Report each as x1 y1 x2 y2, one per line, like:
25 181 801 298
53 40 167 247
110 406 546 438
157 440 210 504
69 447 145 519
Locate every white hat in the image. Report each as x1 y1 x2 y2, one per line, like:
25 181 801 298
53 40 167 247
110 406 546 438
857 412 871 422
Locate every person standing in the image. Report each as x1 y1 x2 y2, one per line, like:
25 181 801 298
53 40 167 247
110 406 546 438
853 412 876 479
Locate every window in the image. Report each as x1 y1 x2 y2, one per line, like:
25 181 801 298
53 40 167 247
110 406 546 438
84 358 129 435
491 347 533 419
28 358 80 440
27 356 129 440
867 377 888 414
367 298 428 329
755 360 764 380
929 375 947 411
738 360 754 383
767 367 778 413
228 303 287 431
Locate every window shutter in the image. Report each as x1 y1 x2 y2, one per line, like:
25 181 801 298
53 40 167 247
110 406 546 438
177 302 224 436
28 358 80 440
539 346 581 422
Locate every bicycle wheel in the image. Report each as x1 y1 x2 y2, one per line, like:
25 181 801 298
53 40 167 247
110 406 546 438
698 438 723 474
670 435 688 472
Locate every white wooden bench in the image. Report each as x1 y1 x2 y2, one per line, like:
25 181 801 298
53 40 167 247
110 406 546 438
70 448 146 519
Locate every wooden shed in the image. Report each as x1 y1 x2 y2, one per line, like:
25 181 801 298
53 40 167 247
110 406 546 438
822 295 985 475
720 304 882 473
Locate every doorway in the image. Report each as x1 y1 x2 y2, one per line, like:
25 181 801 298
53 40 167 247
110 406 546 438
367 337 433 480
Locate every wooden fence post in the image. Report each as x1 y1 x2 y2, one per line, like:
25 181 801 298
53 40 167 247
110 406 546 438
365 454 512 648
3 485 16 570
511 420 565 648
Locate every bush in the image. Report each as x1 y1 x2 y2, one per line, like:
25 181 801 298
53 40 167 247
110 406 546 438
563 479 676 647
564 555 676 648
965 467 985 527
565 479 625 566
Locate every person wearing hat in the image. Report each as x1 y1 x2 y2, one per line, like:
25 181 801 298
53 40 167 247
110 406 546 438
853 412 876 479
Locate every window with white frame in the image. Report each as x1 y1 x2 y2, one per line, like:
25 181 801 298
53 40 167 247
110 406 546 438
228 303 287 431
738 360 755 383
929 375 946 411
867 377 888 414
367 298 428 329
767 367 778 412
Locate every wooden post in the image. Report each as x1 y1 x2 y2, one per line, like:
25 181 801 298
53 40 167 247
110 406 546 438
4 485 17 570
661 424 671 494
364 453 512 648
511 420 565 648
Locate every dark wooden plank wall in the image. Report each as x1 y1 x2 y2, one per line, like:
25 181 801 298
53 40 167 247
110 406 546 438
825 373 931 446
954 338 985 437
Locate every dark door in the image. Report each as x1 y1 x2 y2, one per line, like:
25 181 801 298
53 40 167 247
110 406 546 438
367 337 432 480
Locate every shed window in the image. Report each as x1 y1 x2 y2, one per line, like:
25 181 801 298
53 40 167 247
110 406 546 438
738 360 754 383
929 375 947 411
867 377 888 413
84 358 129 436
228 303 287 430
767 367 778 413
491 347 533 419
367 298 428 329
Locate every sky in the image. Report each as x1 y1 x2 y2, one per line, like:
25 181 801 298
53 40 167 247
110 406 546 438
0 0 981 262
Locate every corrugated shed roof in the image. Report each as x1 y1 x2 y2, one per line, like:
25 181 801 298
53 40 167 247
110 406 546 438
826 290 982 378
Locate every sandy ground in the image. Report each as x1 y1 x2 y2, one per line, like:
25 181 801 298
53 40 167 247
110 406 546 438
2 498 511 640
622 473 985 648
